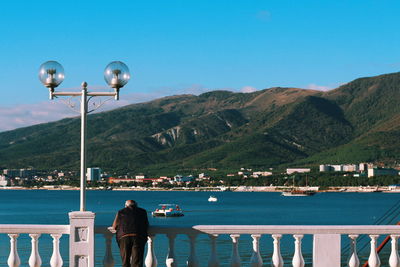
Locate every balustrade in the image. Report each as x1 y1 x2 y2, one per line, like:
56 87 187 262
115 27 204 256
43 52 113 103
1 224 400 266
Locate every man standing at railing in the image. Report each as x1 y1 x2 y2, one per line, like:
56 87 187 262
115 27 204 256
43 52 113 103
112 200 149 267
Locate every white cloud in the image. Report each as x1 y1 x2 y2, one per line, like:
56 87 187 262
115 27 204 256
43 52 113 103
240 86 257 93
306 84 332 91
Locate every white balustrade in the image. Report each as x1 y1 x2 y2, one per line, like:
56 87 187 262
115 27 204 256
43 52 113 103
208 234 219 267
166 233 177 267
348 234 360 267
389 235 400 267
29 234 42 267
230 234 241 267
187 234 199 267
102 233 114 267
249 234 262 267
271 234 284 267
145 235 158 267
368 235 381 267
292 234 304 267
8 234 20 267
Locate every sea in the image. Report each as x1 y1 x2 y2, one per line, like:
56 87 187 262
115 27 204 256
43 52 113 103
0 190 399 266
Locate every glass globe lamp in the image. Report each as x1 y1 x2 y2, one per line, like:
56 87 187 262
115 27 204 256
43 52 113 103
38 61 65 89
104 61 130 89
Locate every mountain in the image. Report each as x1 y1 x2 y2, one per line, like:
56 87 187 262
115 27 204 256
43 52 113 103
1 72 400 174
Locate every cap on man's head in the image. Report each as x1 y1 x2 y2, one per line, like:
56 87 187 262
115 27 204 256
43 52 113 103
125 200 137 208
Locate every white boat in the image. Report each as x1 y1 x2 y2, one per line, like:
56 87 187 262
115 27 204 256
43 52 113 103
152 204 184 217
208 196 218 202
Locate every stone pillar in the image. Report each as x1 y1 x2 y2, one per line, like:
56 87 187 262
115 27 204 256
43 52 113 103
69 211 95 267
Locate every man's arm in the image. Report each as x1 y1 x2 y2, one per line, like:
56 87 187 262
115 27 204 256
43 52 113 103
111 212 119 230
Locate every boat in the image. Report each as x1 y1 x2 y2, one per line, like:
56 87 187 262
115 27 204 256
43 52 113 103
282 189 317 196
151 204 184 217
281 175 317 196
208 196 218 202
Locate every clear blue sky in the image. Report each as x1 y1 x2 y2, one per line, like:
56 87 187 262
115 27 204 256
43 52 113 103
1 0 400 130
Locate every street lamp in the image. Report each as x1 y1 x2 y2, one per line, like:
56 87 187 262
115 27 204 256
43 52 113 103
39 61 130 211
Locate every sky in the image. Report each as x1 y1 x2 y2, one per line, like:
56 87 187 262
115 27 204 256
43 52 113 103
1 0 400 131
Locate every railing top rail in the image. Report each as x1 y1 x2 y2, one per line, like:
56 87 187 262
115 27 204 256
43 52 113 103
95 225 400 235
0 224 70 234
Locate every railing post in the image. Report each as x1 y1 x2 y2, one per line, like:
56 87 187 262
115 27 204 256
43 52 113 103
29 234 42 267
250 234 263 267
102 232 114 267
368 235 381 267
8 234 20 267
166 233 177 267
292 235 304 267
389 235 400 267
145 235 158 267
187 234 199 267
313 234 340 267
271 234 284 267
50 234 63 267
348 235 359 267
69 211 95 267
230 234 241 267
208 234 219 267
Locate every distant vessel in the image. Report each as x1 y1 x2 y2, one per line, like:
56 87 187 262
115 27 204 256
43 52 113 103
152 204 184 217
282 175 317 196
208 196 218 202
282 189 316 196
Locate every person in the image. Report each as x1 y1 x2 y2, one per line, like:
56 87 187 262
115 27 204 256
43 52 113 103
112 200 149 267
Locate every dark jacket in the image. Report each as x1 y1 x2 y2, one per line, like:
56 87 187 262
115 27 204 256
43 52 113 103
113 206 149 240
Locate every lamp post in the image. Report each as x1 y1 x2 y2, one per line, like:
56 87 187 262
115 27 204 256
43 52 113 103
39 61 130 211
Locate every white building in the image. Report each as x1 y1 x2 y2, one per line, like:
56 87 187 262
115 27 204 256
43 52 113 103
252 171 273 177
342 164 359 172
367 167 399 178
87 167 102 182
286 168 311 175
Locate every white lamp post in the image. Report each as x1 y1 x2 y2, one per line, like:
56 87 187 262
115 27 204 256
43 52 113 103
39 61 130 211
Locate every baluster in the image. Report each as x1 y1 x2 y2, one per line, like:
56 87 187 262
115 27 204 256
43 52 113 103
166 233 177 267
145 235 158 267
389 235 400 267
187 234 199 267
102 233 114 267
29 234 42 267
50 234 63 267
348 235 359 267
230 234 241 267
208 234 219 267
292 235 304 267
8 234 20 267
368 235 381 267
271 234 284 267
250 234 263 267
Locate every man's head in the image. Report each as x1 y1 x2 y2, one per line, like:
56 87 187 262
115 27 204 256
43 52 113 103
125 199 137 208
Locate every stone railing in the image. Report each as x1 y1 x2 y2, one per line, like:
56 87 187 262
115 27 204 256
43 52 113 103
2 223 400 266
0 224 69 267
96 225 400 267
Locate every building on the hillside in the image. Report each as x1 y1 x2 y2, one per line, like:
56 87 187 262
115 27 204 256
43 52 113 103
252 171 273 177
286 168 311 175
319 165 333 172
135 174 145 179
367 167 399 178
108 177 136 184
342 164 359 172
0 175 8 186
3 168 36 179
87 168 102 182
173 175 194 183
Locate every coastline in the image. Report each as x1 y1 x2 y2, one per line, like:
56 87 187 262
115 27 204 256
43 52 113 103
1 185 399 193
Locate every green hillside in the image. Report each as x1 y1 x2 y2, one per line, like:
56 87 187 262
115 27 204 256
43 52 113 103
1 72 400 174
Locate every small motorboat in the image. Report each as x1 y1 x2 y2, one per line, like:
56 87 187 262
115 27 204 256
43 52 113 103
208 196 218 202
152 204 184 217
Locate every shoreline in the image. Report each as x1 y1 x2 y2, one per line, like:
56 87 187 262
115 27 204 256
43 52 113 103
1 185 399 193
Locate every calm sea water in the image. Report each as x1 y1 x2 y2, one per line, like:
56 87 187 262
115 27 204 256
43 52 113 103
0 190 398 266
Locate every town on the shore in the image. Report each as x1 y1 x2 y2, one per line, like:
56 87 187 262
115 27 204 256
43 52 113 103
1 162 400 192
